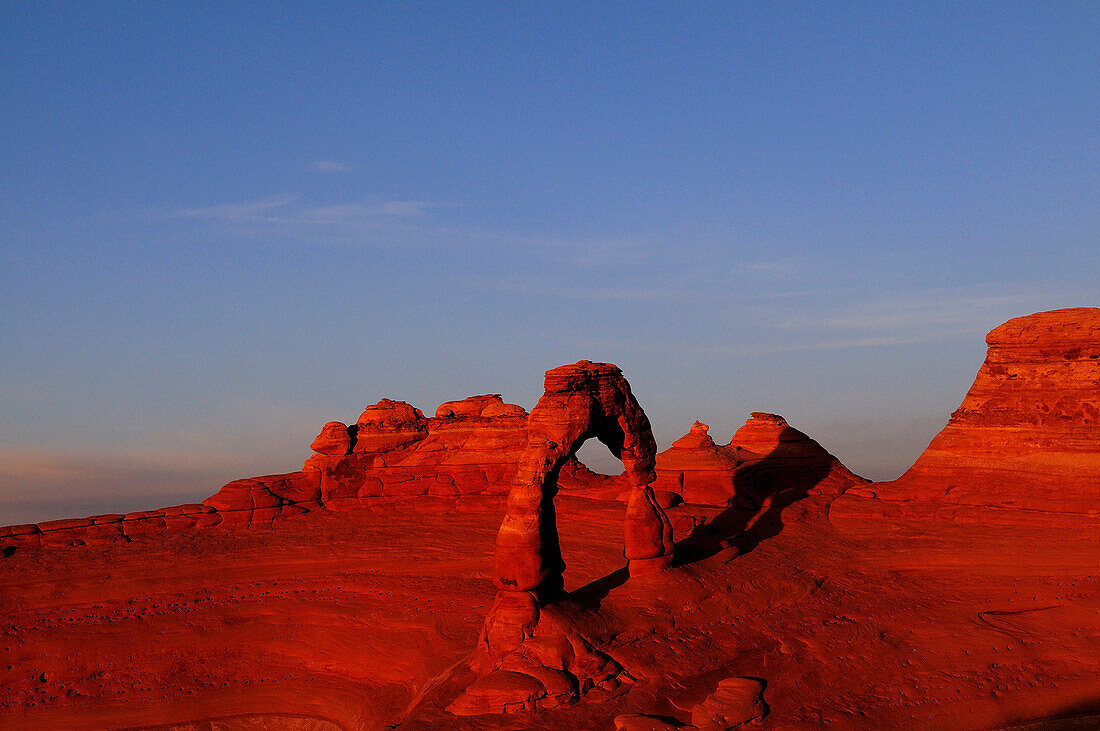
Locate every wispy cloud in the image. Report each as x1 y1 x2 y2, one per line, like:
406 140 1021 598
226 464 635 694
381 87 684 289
313 160 352 173
661 287 1070 362
738 258 807 273
172 196 444 227
472 277 686 302
175 195 299 221
300 200 439 219
771 289 1064 352
663 331 959 362
785 293 1032 332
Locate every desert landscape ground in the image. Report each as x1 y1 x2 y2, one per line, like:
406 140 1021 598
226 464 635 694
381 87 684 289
2 307 1098 730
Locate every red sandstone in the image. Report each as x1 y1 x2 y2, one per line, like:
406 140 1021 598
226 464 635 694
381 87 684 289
833 306 1100 522
1 308 1098 730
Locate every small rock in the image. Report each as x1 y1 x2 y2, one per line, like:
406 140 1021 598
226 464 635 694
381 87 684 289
446 670 546 715
691 676 766 729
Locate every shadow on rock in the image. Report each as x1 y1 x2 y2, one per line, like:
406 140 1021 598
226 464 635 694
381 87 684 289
569 565 629 609
673 426 834 567
998 698 1100 730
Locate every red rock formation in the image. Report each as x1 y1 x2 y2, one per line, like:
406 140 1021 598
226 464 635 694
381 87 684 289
650 421 740 505
729 413 866 506
493 361 673 599
0 504 222 549
839 307 1100 518
647 414 865 508
458 361 674 714
309 421 352 456
2 382 862 556
352 398 428 453
1 406 861 548
203 394 531 518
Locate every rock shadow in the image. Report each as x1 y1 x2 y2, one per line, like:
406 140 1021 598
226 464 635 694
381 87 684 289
673 428 834 567
568 425 836 607
568 565 629 608
1002 698 1100 729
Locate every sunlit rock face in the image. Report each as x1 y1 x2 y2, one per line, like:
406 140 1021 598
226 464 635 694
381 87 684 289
2 309 1100 730
851 307 1100 515
306 394 532 508
650 421 740 505
650 415 866 508
462 361 674 715
196 394 531 520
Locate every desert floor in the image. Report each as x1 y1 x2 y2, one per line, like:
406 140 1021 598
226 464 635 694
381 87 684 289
2 494 1098 730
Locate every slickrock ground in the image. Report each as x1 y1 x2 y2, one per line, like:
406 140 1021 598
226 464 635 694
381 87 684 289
4 493 1097 730
1 308 1098 730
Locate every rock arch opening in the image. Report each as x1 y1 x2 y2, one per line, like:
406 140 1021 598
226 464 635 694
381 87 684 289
574 439 624 476
492 361 674 599
473 361 674 675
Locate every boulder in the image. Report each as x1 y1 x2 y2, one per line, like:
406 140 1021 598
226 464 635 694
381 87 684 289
447 670 547 715
310 421 352 456
691 677 766 729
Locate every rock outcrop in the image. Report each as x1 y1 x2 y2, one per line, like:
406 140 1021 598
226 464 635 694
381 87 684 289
1 403 863 549
691 677 767 729
728 413 866 506
0 505 222 549
837 307 1100 520
203 393 532 521
454 361 674 715
309 421 353 456
644 414 865 508
303 393 530 510
649 421 741 505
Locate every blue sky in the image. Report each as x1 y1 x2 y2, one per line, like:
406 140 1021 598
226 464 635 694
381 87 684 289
2 3 1098 523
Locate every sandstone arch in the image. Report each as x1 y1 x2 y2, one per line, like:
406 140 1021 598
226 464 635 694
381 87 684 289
463 362 675 704
493 361 674 598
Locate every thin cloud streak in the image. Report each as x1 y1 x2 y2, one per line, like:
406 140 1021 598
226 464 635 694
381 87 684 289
169 196 450 243
175 195 300 221
301 201 440 219
778 291 1055 337
801 295 1030 330
174 196 441 223
738 258 808 272
0 447 245 524
0 446 246 479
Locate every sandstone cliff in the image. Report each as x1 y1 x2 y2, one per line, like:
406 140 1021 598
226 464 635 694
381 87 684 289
837 307 1100 519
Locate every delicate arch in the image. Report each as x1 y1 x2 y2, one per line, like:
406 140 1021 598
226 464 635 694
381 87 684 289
492 361 674 599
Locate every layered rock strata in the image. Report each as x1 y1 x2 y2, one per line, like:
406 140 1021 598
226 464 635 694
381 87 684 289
206 394 531 523
649 415 865 508
837 307 1100 519
0 505 222 549
0 406 862 549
